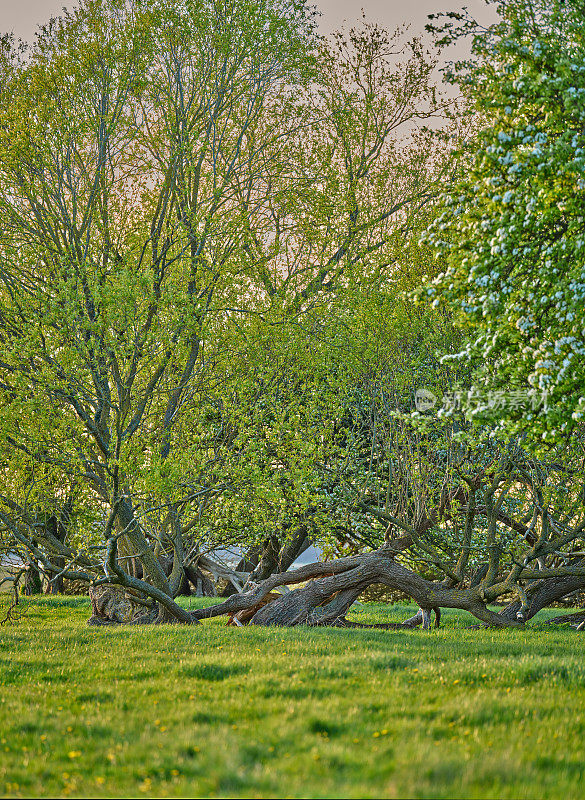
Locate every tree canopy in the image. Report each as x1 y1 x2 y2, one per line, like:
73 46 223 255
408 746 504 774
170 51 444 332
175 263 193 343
423 0 585 445
1 0 584 633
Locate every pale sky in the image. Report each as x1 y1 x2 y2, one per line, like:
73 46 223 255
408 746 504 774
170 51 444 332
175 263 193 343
3 0 498 44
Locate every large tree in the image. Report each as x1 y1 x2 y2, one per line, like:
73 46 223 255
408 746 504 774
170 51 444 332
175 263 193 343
422 0 585 445
0 2 449 620
0 0 320 619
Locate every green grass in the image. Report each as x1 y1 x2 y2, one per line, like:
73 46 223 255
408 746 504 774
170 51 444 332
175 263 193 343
0 597 584 799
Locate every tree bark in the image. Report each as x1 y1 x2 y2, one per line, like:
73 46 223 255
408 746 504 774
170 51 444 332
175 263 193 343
498 572 585 622
44 516 66 594
190 543 523 629
183 564 215 597
221 530 312 596
547 610 585 628
248 536 281 583
24 563 42 595
219 547 261 596
117 499 172 597
276 527 312 572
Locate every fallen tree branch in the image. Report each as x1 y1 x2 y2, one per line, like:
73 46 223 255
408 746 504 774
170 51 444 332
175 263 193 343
190 544 524 628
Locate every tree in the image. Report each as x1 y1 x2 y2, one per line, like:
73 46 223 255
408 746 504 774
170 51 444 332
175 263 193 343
187 406 585 630
4 1 585 631
0 0 318 620
0 3 450 621
422 0 585 445
182 187 585 630
206 23 456 586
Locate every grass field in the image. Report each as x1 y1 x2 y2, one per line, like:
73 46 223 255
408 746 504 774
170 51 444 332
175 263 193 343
0 596 583 799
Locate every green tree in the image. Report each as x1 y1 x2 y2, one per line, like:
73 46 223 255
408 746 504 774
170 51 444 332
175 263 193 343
0 4 449 619
0 0 318 619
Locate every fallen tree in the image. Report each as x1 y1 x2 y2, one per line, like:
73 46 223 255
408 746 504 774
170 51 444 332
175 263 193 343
83 529 585 630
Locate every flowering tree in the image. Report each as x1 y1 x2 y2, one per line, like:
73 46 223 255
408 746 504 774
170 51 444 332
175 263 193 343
423 0 585 445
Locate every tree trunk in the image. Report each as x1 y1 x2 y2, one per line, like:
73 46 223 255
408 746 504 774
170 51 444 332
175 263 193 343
547 610 585 628
251 583 365 626
44 516 66 594
88 585 136 625
117 535 142 580
183 564 215 597
117 498 171 597
276 527 312 572
498 572 585 622
190 544 522 629
248 535 281 583
24 563 42 595
221 530 312 597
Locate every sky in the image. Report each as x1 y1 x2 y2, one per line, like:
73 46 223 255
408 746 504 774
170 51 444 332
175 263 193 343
4 0 498 44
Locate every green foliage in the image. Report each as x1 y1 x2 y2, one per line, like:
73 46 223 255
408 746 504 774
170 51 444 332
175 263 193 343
0 0 451 583
423 0 585 445
0 0 321 562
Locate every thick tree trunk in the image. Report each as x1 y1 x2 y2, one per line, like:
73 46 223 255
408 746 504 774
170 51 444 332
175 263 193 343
276 527 312 572
236 546 262 573
248 536 281 583
183 564 215 597
221 531 312 596
498 573 585 622
190 543 522 629
24 563 42 595
251 583 365 626
246 528 313 585
156 552 191 596
44 516 66 594
118 499 171 597
88 585 136 625
117 535 142 580
87 584 192 626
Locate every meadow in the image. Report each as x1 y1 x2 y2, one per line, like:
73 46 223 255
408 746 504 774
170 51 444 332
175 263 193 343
0 597 583 799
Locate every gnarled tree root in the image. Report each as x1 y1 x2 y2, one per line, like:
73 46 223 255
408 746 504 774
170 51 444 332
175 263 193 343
87 586 182 626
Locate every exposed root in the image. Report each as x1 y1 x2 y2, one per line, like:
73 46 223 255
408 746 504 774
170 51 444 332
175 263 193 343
87 585 196 626
88 585 136 625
